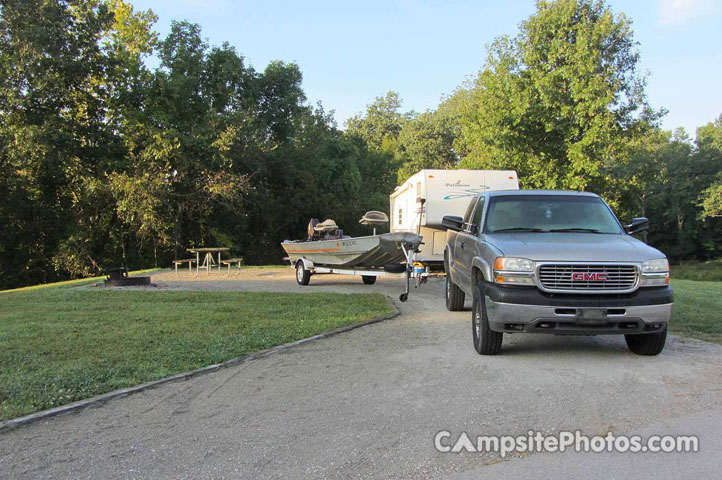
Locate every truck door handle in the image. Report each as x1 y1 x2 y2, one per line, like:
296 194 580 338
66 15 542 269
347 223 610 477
460 241 465 249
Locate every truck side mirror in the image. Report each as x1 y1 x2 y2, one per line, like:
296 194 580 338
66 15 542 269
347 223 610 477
624 217 649 235
442 215 464 232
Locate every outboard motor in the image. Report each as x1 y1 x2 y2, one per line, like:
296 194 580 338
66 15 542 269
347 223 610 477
307 218 320 240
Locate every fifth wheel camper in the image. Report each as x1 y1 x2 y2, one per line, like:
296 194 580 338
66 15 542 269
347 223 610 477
389 169 519 266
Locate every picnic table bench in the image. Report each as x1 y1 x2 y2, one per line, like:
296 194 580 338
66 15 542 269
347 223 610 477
172 258 196 275
220 257 243 275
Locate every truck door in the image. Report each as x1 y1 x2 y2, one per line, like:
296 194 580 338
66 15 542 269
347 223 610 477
454 197 484 293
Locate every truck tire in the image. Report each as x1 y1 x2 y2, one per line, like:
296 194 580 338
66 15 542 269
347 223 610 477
625 327 667 356
446 274 465 311
295 261 310 286
472 284 503 355
362 275 376 285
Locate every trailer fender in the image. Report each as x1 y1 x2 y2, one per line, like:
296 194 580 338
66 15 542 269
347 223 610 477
297 258 315 271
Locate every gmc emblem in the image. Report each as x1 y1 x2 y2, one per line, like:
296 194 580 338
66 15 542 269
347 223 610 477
572 272 607 281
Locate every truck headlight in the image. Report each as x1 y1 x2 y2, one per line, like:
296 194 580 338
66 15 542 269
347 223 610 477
641 258 670 286
642 258 669 273
493 257 535 285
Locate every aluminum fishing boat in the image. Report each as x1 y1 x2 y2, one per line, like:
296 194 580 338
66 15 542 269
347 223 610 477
281 212 427 301
281 212 422 268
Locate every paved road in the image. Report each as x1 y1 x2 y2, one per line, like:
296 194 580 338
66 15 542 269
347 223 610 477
2 269 722 479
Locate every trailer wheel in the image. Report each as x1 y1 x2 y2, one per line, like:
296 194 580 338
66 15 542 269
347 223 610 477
383 263 406 274
295 261 310 286
361 275 377 285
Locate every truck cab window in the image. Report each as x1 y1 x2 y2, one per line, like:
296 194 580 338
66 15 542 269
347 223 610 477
463 198 478 223
471 198 485 233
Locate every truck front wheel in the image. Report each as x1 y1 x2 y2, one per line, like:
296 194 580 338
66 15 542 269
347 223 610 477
446 275 465 311
472 284 503 355
625 327 667 356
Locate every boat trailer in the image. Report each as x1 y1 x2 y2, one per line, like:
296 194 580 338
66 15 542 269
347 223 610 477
287 243 429 302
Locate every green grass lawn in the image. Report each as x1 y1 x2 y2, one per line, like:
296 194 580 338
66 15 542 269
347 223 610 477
0 285 392 421
671 259 722 282
670 279 722 343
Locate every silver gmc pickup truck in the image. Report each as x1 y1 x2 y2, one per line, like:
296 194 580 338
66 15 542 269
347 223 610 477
443 190 673 356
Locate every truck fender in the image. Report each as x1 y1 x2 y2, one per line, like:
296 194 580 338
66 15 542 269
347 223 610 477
444 248 458 282
471 257 492 284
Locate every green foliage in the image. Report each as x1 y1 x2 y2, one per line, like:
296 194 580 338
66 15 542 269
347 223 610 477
396 93 465 182
457 0 656 194
697 116 722 220
0 3 387 287
346 91 407 150
0 0 119 286
612 122 722 260
700 179 722 219
344 91 410 215
1 0 721 288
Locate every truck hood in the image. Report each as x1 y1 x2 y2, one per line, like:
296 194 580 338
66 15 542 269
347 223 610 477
487 233 666 262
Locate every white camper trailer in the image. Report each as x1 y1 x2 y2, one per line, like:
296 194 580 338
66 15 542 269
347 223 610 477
389 169 519 266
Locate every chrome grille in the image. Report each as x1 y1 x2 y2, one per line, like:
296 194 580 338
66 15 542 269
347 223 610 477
538 264 639 292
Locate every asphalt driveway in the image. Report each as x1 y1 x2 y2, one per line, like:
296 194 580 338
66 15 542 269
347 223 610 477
2 269 722 478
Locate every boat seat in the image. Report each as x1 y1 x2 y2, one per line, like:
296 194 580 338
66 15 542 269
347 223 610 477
359 211 389 225
314 219 339 233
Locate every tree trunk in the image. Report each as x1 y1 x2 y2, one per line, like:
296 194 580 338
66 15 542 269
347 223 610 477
174 204 182 260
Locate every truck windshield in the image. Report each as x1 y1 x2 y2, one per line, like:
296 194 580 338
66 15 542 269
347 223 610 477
485 195 622 234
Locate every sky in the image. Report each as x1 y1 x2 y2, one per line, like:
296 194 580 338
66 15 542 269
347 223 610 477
128 0 722 137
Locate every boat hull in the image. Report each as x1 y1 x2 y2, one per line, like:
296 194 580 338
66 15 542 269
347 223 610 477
282 232 423 268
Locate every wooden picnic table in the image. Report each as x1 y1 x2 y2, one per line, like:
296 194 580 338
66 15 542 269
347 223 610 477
187 247 231 275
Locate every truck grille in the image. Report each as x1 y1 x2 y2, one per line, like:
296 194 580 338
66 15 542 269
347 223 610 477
538 264 639 292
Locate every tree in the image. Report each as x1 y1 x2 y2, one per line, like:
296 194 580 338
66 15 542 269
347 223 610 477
620 123 722 261
396 91 466 181
345 91 407 150
700 180 722 219
0 0 118 286
457 0 658 194
697 115 722 220
344 92 410 209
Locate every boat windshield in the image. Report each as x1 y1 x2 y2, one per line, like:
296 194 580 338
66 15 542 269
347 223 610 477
484 195 622 234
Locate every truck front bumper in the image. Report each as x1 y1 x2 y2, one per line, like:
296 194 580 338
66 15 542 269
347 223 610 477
484 285 673 335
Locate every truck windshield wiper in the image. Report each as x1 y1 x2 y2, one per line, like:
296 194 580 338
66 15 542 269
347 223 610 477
491 227 546 233
549 228 602 233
